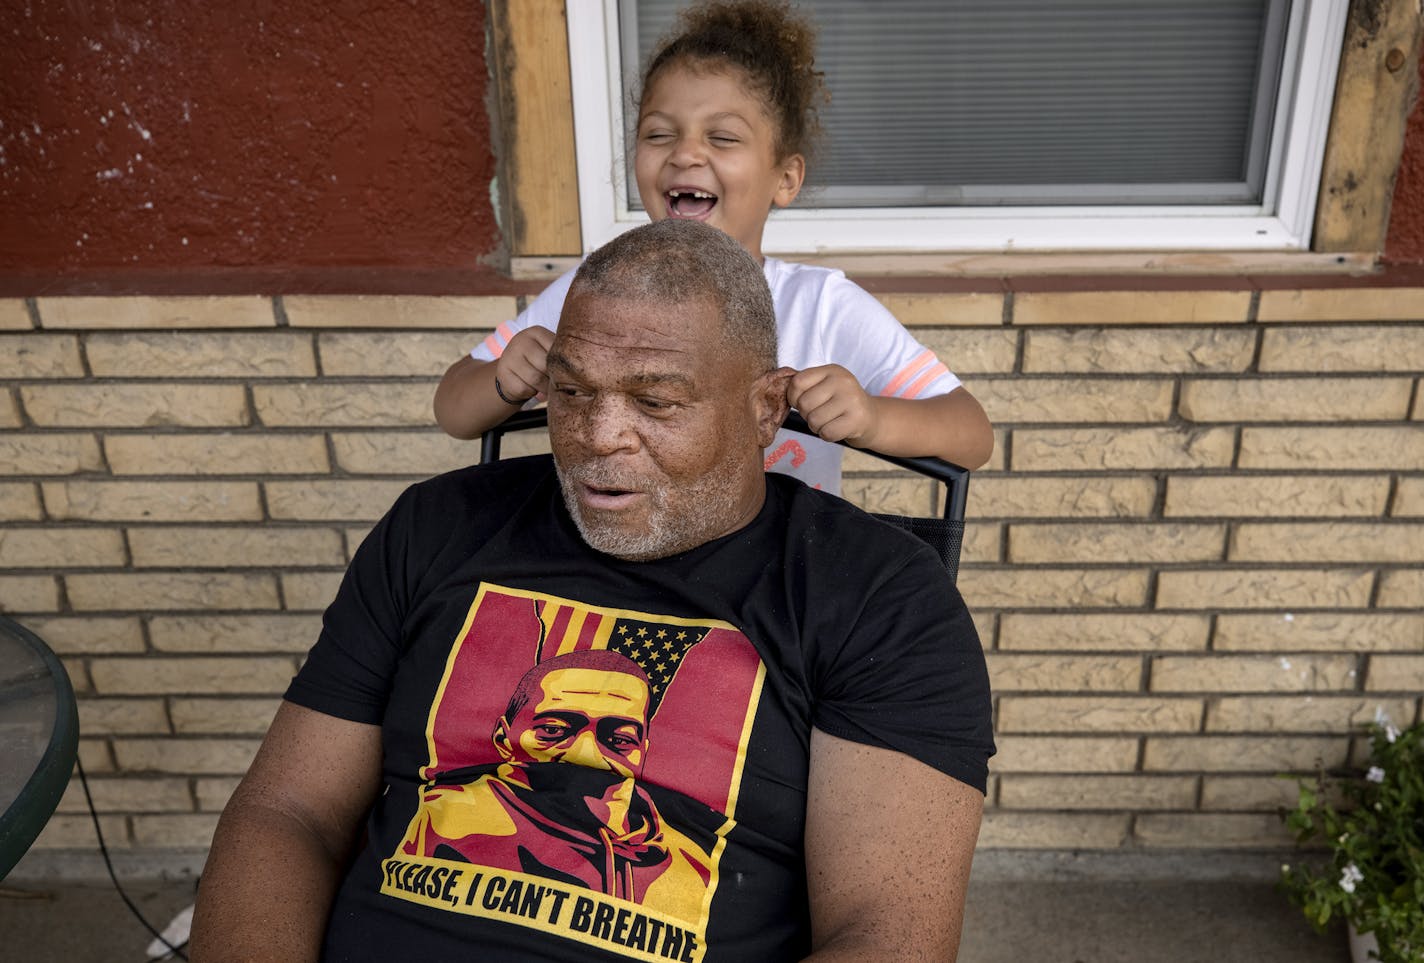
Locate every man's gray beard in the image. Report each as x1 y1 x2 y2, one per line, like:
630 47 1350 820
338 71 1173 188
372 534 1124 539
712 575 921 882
555 462 743 562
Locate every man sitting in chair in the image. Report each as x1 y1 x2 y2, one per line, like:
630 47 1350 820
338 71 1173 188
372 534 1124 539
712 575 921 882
190 218 994 962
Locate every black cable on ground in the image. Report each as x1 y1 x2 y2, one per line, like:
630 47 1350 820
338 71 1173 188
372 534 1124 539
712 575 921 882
76 756 190 961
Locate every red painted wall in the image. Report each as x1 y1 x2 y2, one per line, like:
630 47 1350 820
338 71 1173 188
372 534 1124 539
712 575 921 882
1385 54 1424 263
0 1 502 294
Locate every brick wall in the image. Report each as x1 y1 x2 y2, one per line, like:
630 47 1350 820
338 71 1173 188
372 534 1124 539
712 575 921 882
2 288 1421 866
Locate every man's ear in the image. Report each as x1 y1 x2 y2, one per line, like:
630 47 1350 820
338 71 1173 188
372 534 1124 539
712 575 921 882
773 154 805 209
753 367 795 447
492 719 514 762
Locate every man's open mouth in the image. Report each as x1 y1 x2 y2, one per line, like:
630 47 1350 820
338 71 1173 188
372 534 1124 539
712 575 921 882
666 189 717 218
580 481 644 509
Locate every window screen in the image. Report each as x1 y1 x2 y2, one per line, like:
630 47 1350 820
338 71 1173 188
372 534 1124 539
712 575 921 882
619 0 1289 208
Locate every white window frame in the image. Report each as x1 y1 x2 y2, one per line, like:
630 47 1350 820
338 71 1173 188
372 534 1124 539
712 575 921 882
568 0 1348 256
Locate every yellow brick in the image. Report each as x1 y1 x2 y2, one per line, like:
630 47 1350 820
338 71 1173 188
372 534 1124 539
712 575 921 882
129 526 346 568
1152 655 1357 693
0 527 125 567
1240 426 1424 470
1393 477 1424 516
330 430 480 475
171 697 282 734
1180 377 1412 422
0 575 60 611
1200 776 1313 811
21 384 250 427
37 295 274 329
149 614 322 653
875 292 1004 327
44 480 262 521
0 299 32 329
0 482 43 519
317 331 477 377
1231 522 1424 563
0 434 104 475
78 739 114 773
86 332 317 377
1206 695 1414 732
63 656 91 694
975 378 1173 423
842 477 937 516
1134 814 1292 847
196 777 242 812
0 391 19 428
67 573 280 612
105 433 330 476
1365 655 1424 692
1214 613 1424 652
253 383 434 428
970 476 1157 518
998 697 1200 733
998 774 1197 810
1014 290 1251 325
1165 475 1390 517
32 814 129 850
27 616 145 653
56 776 192 814
1260 325 1424 371
1008 523 1224 563
961 521 1001 564
1011 426 1234 471
987 655 1141 692
1257 288 1424 323
1142 736 1348 772
281 571 346 611
915 328 1019 374
115 737 261 774
1023 328 1255 373
265 479 410 521
132 814 221 848
2 334 84 378
283 294 517 329
1378 569 1423 606
992 736 1140 773
76 698 170 735
977 812 1129 848
957 568 1149 608
999 613 1209 652
1156 569 1373 609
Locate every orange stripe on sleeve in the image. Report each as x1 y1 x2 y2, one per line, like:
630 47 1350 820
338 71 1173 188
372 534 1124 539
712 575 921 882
881 350 935 397
903 362 951 399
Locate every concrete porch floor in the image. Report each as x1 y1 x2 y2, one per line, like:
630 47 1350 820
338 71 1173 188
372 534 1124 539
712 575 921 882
0 851 1347 962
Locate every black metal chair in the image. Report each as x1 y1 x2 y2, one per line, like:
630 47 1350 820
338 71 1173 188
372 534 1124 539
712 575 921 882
478 409 970 582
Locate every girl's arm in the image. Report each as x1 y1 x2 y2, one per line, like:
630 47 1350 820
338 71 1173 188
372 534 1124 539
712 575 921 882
789 365 993 469
433 326 555 440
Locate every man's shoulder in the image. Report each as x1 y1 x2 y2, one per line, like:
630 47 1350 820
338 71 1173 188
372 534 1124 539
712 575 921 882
766 474 942 573
402 454 556 515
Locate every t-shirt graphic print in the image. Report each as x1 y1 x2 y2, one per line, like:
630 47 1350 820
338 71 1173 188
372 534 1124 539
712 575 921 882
382 583 765 963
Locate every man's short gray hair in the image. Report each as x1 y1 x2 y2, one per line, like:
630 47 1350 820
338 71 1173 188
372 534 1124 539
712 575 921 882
568 219 777 370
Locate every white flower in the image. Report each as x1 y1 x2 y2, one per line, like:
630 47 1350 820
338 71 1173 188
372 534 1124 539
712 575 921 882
1338 833 1349 845
1374 706 1391 725
1340 863 1364 894
1367 766 1386 783
1385 724 1400 744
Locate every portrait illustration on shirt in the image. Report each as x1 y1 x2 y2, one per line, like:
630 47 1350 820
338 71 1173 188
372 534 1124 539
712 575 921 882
382 583 766 962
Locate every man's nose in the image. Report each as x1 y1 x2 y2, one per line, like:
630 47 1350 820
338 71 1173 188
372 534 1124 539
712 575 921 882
582 397 639 454
561 730 614 771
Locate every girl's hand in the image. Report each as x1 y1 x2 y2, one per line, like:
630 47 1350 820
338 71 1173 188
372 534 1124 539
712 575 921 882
787 364 879 447
494 326 555 404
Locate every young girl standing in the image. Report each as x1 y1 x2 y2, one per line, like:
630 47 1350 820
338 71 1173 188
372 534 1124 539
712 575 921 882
434 0 993 492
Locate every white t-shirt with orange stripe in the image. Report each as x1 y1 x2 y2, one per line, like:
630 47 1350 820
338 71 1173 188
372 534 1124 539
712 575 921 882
471 257 963 495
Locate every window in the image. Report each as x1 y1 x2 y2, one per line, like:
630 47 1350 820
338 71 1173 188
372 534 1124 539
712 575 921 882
568 0 1347 255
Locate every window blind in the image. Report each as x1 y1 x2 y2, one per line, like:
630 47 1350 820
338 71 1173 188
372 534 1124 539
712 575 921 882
619 0 1287 207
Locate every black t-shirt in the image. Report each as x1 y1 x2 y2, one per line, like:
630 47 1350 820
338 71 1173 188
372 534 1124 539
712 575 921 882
286 455 993 962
